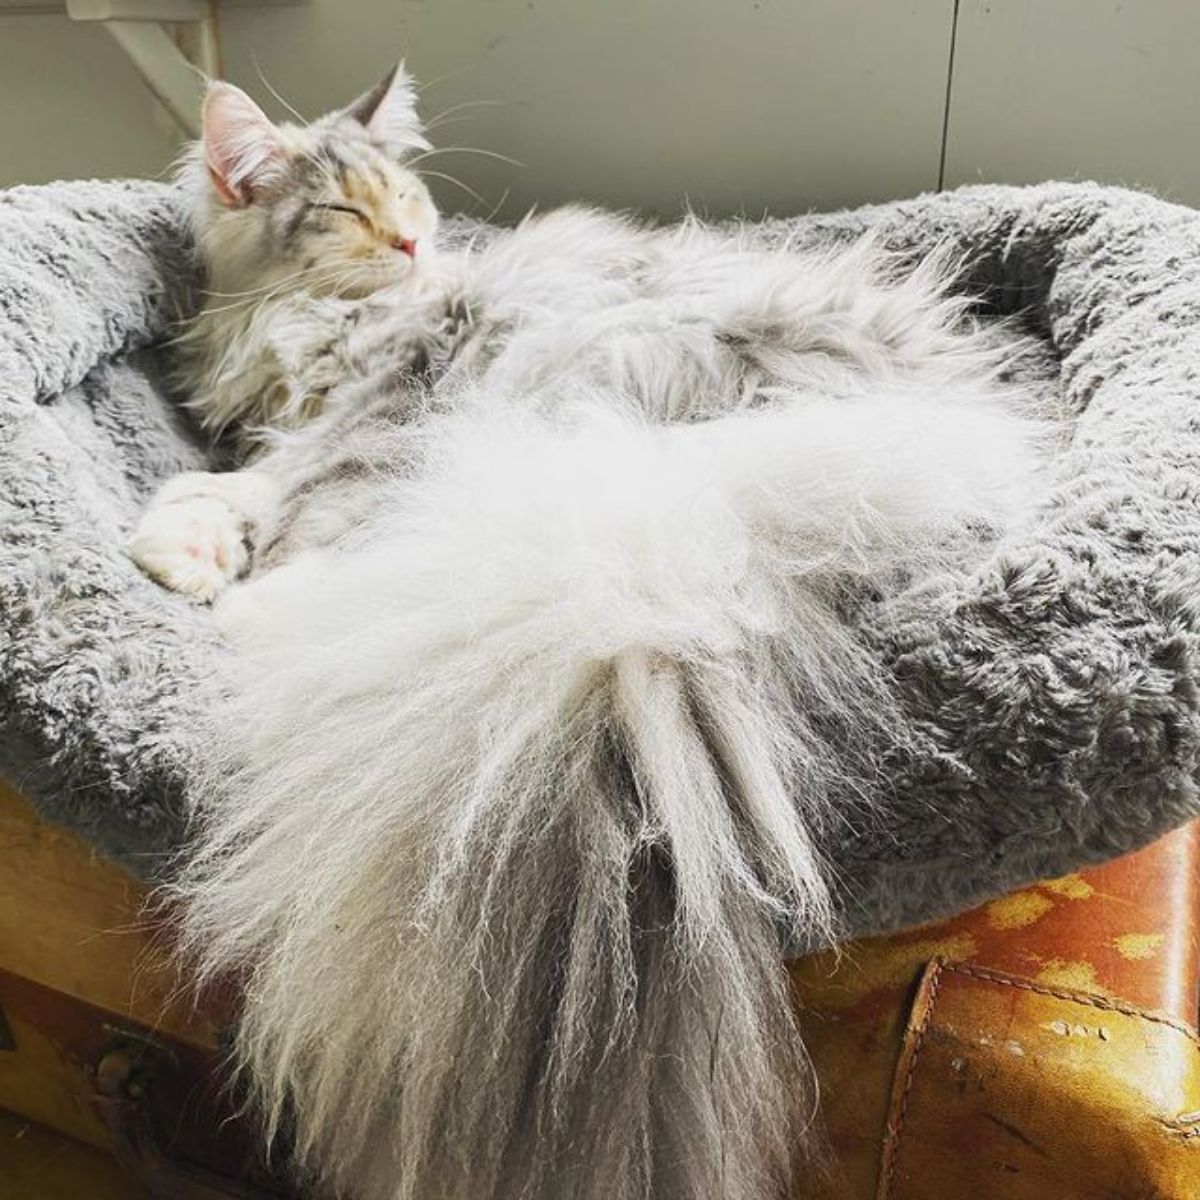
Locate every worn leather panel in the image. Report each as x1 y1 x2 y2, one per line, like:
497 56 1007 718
879 959 1200 1198
791 822 1200 1198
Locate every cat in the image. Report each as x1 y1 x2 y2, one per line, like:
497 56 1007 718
138 67 1044 1200
130 66 440 598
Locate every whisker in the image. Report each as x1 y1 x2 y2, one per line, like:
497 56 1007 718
413 64 475 95
199 260 351 305
293 140 341 190
422 114 487 136
420 169 490 210
196 265 353 382
424 99 507 131
253 54 308 124
177 56 212 88
480 186 512 226
408 145 525 170
186 266 353 333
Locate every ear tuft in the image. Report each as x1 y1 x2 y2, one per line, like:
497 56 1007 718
202 82 287 207
343 62 430 155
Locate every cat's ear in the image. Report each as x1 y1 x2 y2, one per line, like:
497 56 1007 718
202 82 288 207
343 63 431 155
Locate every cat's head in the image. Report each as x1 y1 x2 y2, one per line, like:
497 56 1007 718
187 65 438 297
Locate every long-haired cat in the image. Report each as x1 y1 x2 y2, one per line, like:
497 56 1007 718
134 65 1042 1200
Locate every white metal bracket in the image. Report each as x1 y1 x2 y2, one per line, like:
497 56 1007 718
66 0 219 137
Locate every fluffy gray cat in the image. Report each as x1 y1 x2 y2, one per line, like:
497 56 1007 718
134 66 1042 1200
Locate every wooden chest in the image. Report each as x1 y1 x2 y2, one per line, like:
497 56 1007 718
0 780 280 1197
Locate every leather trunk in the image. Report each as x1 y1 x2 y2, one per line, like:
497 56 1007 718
790 820 1200 1198
2 779 1199 1197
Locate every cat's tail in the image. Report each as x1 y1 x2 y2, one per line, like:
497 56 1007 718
177 387 1036 1199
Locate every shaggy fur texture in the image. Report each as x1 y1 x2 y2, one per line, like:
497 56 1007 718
4 177 1200 1196
138 78 1046 1198
186 387 1039 1200
0 179 217 863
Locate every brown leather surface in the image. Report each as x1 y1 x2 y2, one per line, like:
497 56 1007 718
791 823 1200 1198
877 959 1200 1199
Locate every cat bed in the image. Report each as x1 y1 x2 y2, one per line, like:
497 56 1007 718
3 178 1200 937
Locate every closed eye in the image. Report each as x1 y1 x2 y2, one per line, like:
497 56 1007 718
314 203 372 227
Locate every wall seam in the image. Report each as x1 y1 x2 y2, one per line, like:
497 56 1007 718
937 0 962 191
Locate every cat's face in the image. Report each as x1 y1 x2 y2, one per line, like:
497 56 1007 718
191 65 439 297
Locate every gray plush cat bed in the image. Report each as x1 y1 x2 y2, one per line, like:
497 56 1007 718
3 178 1200 936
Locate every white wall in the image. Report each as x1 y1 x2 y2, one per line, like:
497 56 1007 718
1 1 1198 217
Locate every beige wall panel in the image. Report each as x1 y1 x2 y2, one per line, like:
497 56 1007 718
944 0 1200 205
0 16 179 187
219 0 954 219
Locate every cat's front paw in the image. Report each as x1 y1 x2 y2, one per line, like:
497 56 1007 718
129 484 250 603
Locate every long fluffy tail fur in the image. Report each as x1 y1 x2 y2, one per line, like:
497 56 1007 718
178 385 1037 1199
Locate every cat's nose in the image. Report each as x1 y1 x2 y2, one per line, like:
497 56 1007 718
390 236 417 258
